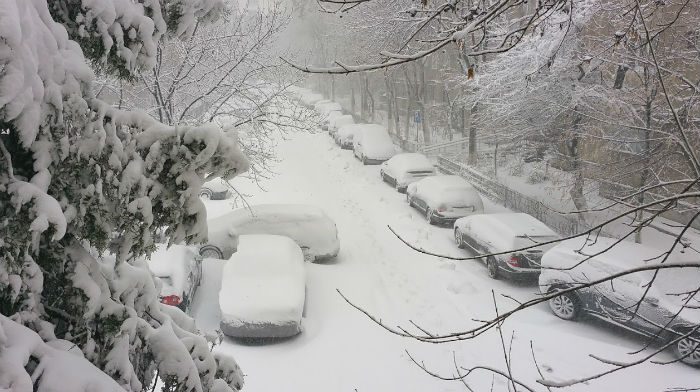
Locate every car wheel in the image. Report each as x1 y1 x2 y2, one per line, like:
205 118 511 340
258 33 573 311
362 156 368 165
426 208 435 225
198 188 212 200
486 257 499 279
548 291 580 320
406 193 413 206
199 245 223 259
674 334 700 366
380 170 386 182
454 229 464 248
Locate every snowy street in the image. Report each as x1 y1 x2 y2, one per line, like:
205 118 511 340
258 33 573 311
192 132 699 392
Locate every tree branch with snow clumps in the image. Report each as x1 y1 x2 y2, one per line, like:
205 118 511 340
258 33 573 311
1 0 246 391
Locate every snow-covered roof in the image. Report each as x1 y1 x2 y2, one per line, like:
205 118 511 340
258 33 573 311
331 114 355 128
357 127 395 159
542 236 667 270
455 213 559 252
327 111 344 124
208 204 339 259
417 175 474 190
338 124 366 138
219 235 305 325
301 92 324 105
386 153 433 173
456 213 558 240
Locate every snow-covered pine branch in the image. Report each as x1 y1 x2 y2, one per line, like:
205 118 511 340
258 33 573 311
1 1 247 391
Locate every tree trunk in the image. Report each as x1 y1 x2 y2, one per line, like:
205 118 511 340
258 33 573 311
384 75 394 135
331 75 336 102
468 104 477 165
568 107 588 212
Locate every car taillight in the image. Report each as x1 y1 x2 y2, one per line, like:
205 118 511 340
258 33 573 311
437 205 446 212
506 255 519 267
160 295 181 306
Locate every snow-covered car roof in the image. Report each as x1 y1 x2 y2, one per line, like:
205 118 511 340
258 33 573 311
330 114 355 128
300 92 324 105
542 236 668 270
314 100 342 114
337 123 366 138
219 235 305 327
202 178 229 193
327 110 344 124
385 153 433 174
455 213 559 251
208 204 339 259
356 126 395 158
146 244 199 298
412 175 483 207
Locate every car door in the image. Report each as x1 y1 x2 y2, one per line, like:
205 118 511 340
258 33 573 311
413 184 428 211
592 268 654 335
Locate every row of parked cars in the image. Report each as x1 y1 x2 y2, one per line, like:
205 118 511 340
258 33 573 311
308 90 700 366
148 88 699 364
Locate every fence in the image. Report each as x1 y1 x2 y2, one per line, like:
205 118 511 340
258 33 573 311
436 156 594 237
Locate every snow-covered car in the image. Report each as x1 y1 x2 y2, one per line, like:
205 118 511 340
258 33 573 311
407 175 484 225
352 125 396 164
219 235 306 338
453 213 560 280
379 153 436 193
199 178 231 200
329 114 355 135
147 244 203 311
314 100 342 116
300 92 324 107
323 110 344 132
335 123 365 149
201 204 340 261
540 237 700 366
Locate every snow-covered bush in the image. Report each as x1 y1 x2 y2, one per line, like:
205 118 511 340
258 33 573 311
508 163 524 177
1 0 246 391
526 169 549 184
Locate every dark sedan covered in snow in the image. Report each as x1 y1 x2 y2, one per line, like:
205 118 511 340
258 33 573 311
454 213 560 280
540 237 700 367
406 175 484 225
379 153 435 193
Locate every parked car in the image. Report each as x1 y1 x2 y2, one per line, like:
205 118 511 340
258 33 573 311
352 125 396 164
219 235 306 338
323 110 344 132
300 92 324 107
314 100 342 115
199 178 230 200
329 114 355 135
406 175 484 225
201 204 340 261
453 213 560 279
146 244 202 311
540 237 700 366
335 123 365 149
379 153 436 193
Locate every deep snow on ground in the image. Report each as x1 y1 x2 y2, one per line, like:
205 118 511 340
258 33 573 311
190 132 699 392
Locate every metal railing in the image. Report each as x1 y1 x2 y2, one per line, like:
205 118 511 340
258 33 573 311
436 156 594 237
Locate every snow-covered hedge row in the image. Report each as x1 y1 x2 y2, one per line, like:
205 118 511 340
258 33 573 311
1 1 246 391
